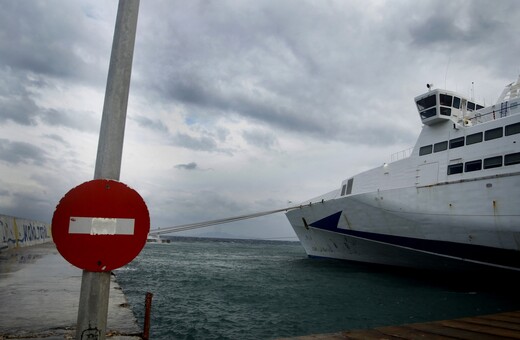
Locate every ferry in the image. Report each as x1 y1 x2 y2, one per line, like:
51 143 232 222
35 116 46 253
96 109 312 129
285 76 520 271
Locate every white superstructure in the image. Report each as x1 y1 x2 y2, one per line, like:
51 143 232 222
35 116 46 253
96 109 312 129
286 77 520 271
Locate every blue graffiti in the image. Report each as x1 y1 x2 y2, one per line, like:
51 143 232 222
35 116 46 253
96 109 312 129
1 219 17 246
1 217 51 249
21 223 48 242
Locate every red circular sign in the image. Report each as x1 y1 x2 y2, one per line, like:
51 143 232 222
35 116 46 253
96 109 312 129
52 179 150 272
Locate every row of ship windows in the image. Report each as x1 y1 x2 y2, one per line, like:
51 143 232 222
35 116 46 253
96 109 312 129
419 122 520 156
447 152 520 175
416 93 484 112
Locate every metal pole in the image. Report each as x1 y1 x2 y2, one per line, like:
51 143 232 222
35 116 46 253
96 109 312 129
143 292 154 340
76 1 139 339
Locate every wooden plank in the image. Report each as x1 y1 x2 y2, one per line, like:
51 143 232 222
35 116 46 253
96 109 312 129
341 329 402 339
480 313 520 324
460 316 520 331
440 319 520 339
408 321 507 340
499 311 520 319
277 311 520 340
375 325 453 340
276 333 347 339
277 329 402 340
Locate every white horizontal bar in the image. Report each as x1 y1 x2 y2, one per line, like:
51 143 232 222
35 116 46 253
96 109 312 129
69 217 135 235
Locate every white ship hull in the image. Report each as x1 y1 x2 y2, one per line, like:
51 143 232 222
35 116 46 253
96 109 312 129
286 78 520 271
287 174 520 271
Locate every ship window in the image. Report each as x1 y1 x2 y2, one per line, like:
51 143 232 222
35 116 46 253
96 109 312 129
447 163 463 175
476 104 484 110
505 152 520 166
419 145 433 156
440 94 452 106
440 107 451 116
420 108 437 120
434 141 448 152
484 127 503 141
505 122 520 136
341 184 346 196
465 160 482 172
452 97 461 109
466 132 483 145
483 156 502 169
416 95 436 111
346 178 354 195
449 137 464 149
467 102 476 111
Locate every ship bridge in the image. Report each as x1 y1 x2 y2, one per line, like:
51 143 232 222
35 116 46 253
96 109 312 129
414 88 483 126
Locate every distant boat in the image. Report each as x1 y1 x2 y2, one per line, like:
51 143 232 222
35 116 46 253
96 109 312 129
146 234 170 243
286 76 520 271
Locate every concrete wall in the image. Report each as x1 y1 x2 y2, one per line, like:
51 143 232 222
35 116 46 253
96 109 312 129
0 214 52 251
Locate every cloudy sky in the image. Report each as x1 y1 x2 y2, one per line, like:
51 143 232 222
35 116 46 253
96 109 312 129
1 0 519 240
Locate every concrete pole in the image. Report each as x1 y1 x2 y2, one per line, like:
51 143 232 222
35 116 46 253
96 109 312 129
76 1 139 339
94 0 140 181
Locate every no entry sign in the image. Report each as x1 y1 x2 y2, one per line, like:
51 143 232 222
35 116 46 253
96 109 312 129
52 179 150 272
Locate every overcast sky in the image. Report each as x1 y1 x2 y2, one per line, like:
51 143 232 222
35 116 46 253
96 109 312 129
1 0 519 240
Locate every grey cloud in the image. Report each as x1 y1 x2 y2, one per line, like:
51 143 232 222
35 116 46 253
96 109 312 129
159 75 344 140
242 130 278 150
169 77 215 107
170 132 218 152
215 127 230 143
0 69 41 126
410 14 465 46
134 1 399 144
349 124 416 146
161 189 249 227
43 134 70 147
0 1 112 185
0 94 40 126
405 0 520 81
0 1 111 84
135 0 520 147
408 1 518 50
5 191 54 224
133 115 169 134
0 171 76 225
0 67 99 132
40 109 99 132
175 162 198 170
0 139 48 165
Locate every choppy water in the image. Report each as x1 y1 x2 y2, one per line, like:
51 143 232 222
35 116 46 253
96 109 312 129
115 237 520 339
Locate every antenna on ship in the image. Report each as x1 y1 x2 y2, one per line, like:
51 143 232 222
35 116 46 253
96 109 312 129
427 83 433 92
444 55 451 89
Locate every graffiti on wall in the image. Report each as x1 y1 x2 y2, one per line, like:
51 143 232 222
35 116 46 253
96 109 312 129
20 222 48 243
0 214 51 250
1 217 15 250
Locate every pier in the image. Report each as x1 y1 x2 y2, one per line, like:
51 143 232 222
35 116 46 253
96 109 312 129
0 242 141 339
280 310 520 339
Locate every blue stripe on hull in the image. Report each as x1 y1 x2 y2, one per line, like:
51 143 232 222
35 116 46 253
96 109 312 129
309 211 520 270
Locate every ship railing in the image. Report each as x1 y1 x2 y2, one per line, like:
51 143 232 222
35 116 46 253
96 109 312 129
466 101 519 125
467 109 503 125
390 147 413 162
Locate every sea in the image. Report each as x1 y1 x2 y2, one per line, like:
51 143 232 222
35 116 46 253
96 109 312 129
114 237 520 340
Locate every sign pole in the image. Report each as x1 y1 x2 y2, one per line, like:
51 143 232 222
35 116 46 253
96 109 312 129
76 1 139 339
